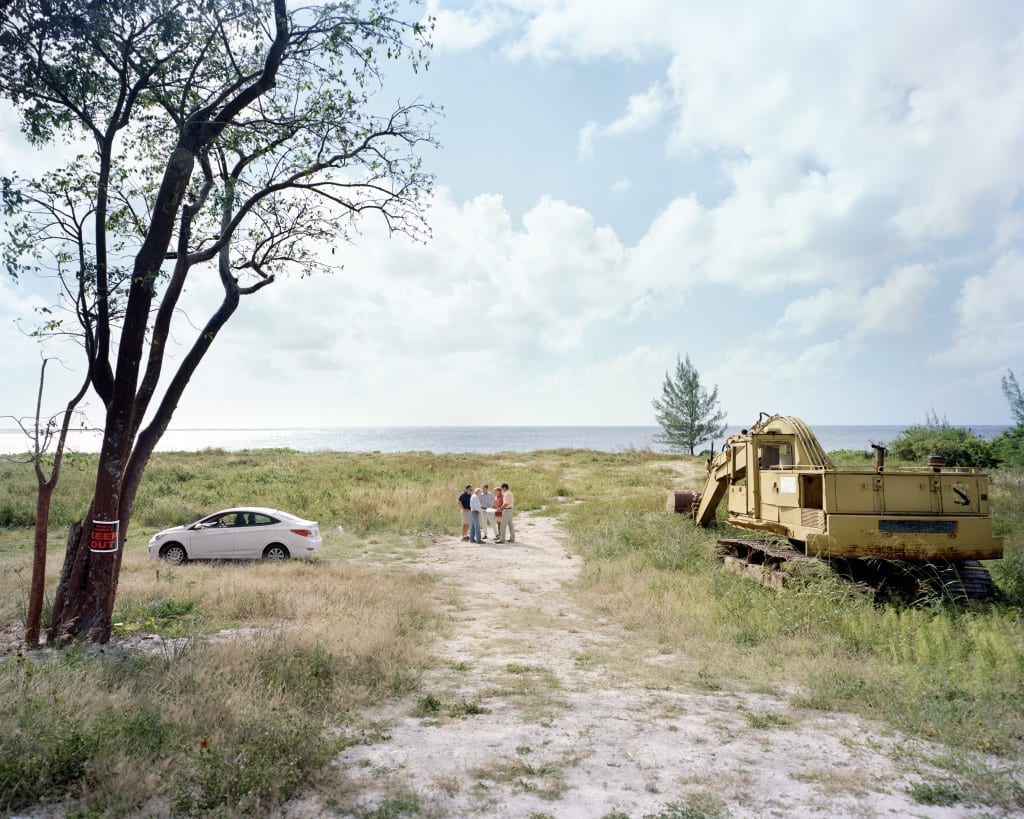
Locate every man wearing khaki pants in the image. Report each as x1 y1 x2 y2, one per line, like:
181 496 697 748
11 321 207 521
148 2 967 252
497 482 514 543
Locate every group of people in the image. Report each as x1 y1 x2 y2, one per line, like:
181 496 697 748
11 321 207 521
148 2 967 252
458 483 514 544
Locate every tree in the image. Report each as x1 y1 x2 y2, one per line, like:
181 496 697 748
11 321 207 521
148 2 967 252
1 358 90 646
994 369 1024 466
652 354 727 455
1003 369 1024 426
0 0 436 643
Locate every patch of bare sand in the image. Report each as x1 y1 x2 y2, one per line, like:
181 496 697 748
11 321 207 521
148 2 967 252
288 512 981 818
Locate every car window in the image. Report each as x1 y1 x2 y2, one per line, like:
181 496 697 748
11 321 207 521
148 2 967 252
251 514 275 526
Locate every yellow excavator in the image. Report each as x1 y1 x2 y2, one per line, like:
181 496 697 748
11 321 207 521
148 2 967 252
669 414 1004 600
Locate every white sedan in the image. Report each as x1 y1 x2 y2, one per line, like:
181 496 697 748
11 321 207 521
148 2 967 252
147 507 322 563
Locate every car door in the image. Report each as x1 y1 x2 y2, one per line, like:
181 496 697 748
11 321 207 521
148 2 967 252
234 512 276 559
190 512 238 558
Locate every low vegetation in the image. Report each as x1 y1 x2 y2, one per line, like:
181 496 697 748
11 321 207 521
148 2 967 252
886 416 1000 467
883 408 1024 469
1 445 1023 813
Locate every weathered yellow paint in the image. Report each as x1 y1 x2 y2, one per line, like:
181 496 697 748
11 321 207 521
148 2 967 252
696 414 1003 562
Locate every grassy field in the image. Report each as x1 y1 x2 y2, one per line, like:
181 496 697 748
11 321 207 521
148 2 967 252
1 448 1023 814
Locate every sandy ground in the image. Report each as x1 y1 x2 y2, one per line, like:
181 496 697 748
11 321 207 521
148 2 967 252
286 512 993 819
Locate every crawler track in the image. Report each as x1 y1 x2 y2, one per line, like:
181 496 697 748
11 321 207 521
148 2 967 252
715 538 993 602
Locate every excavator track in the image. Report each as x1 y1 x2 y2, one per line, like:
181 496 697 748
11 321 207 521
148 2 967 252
715 539 993 602
928 560 993 602
715 538 820 591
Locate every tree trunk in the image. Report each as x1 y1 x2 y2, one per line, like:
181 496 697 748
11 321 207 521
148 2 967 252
48 517 118 644
24 486 53 646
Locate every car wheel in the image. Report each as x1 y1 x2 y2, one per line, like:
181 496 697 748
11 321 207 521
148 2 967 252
162 543 187 564
263 543 289 561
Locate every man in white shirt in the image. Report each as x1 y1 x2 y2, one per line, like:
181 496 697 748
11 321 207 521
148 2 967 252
480 484 496 540
469 487 483 544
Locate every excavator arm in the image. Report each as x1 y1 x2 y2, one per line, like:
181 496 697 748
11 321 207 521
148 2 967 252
694 447 734 527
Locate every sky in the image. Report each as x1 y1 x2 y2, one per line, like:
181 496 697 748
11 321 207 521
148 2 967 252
2 0 1024 430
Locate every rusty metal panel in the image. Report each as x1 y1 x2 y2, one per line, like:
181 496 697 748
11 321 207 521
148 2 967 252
822 515 1003 560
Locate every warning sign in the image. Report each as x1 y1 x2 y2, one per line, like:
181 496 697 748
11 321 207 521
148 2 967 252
89 519 119 554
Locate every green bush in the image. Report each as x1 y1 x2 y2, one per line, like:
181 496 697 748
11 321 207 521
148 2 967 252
992 426 1024 467
887 422 998 467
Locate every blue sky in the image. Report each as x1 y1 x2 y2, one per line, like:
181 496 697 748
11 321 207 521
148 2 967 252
2 0 1024 430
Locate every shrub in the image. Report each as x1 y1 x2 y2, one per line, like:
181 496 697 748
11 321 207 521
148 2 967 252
992 425 1024 467
887 421 998 467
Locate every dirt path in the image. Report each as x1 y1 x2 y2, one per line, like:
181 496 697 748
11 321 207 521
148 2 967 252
299 512 975 818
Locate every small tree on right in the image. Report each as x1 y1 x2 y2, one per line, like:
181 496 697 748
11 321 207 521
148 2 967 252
994 368 1024 466
652 354 728 455
1002 369 1024 425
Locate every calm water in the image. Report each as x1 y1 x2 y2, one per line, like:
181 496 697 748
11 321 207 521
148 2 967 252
0 424 1010 455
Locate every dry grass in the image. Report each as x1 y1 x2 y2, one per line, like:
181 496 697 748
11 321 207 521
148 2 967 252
0 532 440 815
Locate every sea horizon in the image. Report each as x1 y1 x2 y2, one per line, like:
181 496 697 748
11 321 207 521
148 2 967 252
0 423 1012 456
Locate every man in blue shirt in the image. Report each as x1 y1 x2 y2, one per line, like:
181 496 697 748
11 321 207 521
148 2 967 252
458 484 472 541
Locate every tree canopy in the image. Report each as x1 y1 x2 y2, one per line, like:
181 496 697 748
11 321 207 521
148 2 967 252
0 0 436 641
652 354 727 455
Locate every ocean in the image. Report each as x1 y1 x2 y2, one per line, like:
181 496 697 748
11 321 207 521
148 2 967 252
0 424 1011 456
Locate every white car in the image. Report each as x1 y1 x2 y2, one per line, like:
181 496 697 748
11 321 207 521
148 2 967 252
148 507 322 563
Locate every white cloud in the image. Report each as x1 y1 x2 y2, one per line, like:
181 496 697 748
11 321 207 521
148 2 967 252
933 251 1024 367
857 265 936 333
712 338 858 425
610 177 631 194
499 1 1024 253
0 276 95 424
777 288 858 338
606 84 668 135
507 0 670 61
776 264 936 339
425 0 507 52
537 344 675 424
577 121 598 161
575 82 667 161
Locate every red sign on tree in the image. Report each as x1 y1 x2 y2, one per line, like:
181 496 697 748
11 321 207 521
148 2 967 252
89 520 119 554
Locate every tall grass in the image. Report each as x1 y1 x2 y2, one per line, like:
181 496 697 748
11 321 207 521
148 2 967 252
0 449 568 535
